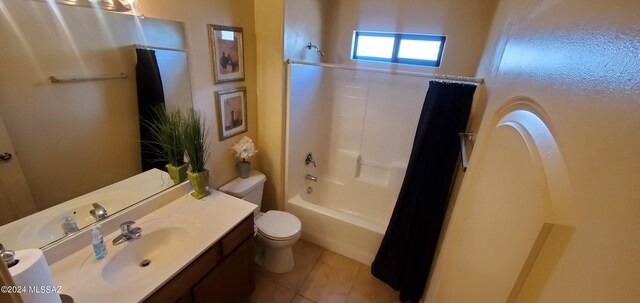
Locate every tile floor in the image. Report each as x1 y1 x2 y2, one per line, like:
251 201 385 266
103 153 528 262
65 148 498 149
248 240 401 303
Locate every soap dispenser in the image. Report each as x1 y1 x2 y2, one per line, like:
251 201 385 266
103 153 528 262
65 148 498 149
61 212 79 235
92 225 107 260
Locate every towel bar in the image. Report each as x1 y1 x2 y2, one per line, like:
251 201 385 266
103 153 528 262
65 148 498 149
49 72 128 83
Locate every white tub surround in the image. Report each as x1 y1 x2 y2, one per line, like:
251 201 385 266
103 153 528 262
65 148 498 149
49 190 257 302
286 65 433 264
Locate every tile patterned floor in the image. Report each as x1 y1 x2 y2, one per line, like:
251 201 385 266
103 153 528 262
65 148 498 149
248 240 401 303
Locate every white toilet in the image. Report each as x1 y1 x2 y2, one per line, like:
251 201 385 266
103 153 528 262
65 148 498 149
219 170 301 273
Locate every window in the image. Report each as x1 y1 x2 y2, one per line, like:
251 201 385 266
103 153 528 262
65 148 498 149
352 31 446 67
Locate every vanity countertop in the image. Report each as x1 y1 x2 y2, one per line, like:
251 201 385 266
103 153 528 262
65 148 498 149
49 190 257 303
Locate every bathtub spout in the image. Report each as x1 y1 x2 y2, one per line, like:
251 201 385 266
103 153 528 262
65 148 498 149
305 174 318 182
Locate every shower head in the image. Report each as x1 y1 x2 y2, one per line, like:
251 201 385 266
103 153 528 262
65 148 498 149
306 42 325 57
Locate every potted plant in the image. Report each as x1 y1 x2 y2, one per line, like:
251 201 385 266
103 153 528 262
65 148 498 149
145 106 187 185
232 136 257 179
181 109 211 199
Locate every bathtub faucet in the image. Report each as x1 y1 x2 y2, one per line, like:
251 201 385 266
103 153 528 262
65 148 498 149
305 174 318 182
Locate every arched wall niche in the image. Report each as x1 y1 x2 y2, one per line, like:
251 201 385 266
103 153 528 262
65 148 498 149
425 96 577 303
493 97 577 227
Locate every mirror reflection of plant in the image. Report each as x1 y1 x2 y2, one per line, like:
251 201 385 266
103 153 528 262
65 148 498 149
182 109 210 173
143 105 185 167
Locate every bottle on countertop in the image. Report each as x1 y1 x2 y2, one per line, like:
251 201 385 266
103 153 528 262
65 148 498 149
92 225 107 260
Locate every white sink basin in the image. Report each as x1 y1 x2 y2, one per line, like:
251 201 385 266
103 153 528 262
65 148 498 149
101 226 190 283
76 216 198 285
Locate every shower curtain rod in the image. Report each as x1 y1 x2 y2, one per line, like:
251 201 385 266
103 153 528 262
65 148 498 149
286 59 484 84
133 44 186 53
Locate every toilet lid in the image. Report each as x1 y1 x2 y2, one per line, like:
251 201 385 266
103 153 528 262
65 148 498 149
256 211 301 239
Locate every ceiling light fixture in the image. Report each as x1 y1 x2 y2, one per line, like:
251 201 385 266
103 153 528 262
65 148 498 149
35 0 137 12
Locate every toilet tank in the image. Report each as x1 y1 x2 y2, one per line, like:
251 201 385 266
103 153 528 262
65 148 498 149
218 171 266 215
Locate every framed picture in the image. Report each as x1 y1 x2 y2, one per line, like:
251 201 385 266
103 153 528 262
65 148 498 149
215 87 248 140
208 24 245 83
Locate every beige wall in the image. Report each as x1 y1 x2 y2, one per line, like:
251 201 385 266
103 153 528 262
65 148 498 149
284 0 324 62
426 0 640 302
255 0 285 211
323 0 499 76
133 0 259 190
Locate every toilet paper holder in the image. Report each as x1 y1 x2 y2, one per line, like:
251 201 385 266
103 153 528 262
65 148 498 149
0 243 18 268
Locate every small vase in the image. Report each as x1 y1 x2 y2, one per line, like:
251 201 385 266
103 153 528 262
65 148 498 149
238 161 251 179
166 163 188 185
187 169 210 199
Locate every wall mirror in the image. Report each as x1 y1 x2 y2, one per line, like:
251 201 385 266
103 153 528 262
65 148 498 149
0 0 193 250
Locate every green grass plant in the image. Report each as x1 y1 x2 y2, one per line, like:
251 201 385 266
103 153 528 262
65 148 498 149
181 109 210 173
144 105 185 167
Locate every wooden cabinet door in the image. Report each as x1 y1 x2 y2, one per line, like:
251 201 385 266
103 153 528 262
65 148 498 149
192 238 255 303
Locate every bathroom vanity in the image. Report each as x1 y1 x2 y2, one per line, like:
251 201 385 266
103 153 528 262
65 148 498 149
48 186 257 303
145 215 255 303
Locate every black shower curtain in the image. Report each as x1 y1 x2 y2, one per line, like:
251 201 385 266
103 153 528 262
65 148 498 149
135 48 166 172
371 81 477 302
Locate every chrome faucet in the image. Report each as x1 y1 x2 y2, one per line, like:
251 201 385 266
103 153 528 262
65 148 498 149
89 203 108 222
305 174 318 182
112 221 142 245
305 152 316 167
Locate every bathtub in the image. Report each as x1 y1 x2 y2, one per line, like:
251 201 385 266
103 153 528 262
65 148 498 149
286 64 417 265
285 177 398 265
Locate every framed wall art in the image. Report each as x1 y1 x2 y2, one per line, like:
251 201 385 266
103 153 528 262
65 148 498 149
215 87 247 140
208 24 245 83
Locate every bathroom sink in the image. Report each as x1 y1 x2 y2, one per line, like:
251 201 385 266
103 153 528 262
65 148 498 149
77 217 197 284
49 188 258 303
101 226 191 282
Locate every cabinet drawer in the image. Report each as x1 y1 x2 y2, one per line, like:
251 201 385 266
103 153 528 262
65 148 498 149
221 215 253 257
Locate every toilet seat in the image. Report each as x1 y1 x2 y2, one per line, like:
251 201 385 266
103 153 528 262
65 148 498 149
255 211 301 240
257 229 299 241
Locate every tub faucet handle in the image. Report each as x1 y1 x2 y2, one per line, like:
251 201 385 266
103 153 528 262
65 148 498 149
305 152 316 167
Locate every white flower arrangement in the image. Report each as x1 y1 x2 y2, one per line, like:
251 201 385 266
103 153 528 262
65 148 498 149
232 136 257 163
